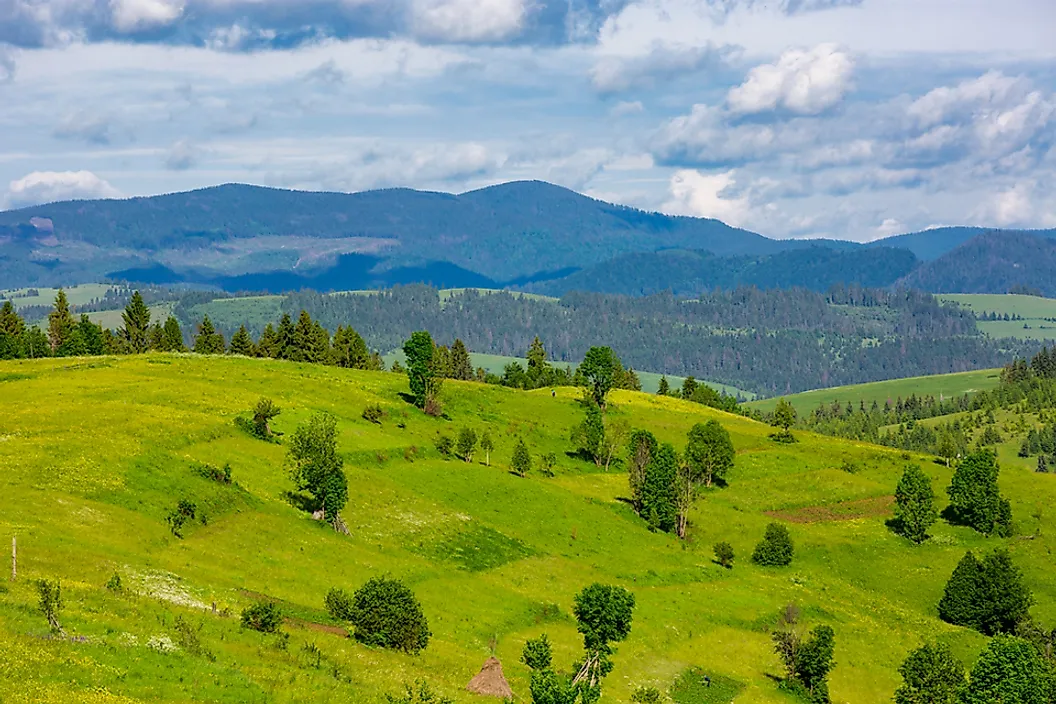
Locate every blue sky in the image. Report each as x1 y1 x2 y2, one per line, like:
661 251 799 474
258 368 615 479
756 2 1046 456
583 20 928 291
1 0 1054 241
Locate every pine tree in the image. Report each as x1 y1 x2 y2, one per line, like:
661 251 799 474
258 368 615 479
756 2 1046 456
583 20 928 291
120 291 152 353
77 315 105 356
192 316 225 354
160 316 186 352
291 310 317 362
275 313 295 360
147 322 163 351
47 289 76 352
657 376 670 396
230 325 255 356
895 464 937 544
938 551 984 630
0 301 25 360
450 338 474 381
333 325 370 369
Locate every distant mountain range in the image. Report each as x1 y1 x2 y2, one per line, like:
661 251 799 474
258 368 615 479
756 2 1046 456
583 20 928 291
1 180 1055 295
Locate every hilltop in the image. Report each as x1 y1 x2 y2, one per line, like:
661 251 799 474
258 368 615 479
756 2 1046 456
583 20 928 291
1 354 1054 703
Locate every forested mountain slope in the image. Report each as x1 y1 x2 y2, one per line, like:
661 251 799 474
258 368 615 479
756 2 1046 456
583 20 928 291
898 232 1056 297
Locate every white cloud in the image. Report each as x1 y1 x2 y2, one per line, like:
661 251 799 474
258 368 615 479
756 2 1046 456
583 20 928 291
0 45 15 83
52 111 114 144
411 0 528 42
974 182 1036 227
875 217 904 238
110 0 185 33
165 139 200 170
6 170 122 209
727 44 854 115
661 169 751 226
610 100 644 117
907 71 1025 128
590 42 732 93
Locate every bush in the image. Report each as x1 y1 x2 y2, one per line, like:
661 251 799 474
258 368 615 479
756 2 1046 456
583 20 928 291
839 460 860 474
540 452 557 477
166 499 198 538
174 615 215 661
456 427 477 462
768 430 798 444
349 577 431 653
714 541 735 569
325 587 354 621
752 523 794 566
241 601 283 633
435 435 454 458
105 572 123 593
631 686 664 704
363 404 386 424
193 461 232 484
385 680 452 704
512 438 532 477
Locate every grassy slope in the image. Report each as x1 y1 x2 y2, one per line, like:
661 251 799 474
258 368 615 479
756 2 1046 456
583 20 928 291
938 294 1056 341
746 369 1003 414
2 356 1054 703
2 284 114 309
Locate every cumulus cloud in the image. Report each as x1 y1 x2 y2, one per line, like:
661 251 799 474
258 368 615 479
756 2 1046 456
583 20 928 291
973 182 1037 227
110 0 185 33
6 171 122 209
727 44 854 115
411 0 528 42
661 169 750 226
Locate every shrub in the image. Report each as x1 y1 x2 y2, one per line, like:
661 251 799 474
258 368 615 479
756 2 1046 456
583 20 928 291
251 397 281 440
384 680 452 704
521 634 553 670
540 452 557 477
166 499 198 538
455 427 477 462
325 587 354 621
714 541 735 569
363 404 386 424
631 686 663 703
105 572 123 593
435 435 454 458
241 601 282 633
512 438 532 477
839 460 860 474
193 461 232 484
752 523 794 566
349 577 431 653
36 579 64 633
174 615 214 661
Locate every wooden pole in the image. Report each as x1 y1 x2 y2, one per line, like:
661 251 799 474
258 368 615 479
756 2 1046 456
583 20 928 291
11 536 15 581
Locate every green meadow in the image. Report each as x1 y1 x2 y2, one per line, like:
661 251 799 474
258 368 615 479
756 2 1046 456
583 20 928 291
746 368 1003 415
1 356 1053 703
939 294 1056 341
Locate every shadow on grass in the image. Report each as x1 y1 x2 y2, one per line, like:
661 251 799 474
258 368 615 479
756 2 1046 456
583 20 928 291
282 491 319 514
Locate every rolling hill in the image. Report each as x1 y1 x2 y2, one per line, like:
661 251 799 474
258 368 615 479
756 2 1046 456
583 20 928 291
2 354 1053 703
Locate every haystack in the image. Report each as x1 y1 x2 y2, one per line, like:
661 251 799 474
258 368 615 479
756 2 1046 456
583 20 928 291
466 656 514 698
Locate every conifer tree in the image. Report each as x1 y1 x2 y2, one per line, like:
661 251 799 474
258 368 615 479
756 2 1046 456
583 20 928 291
256 323 279 358
275 313 295 360
47 289 76 352
192 316 225 354
403 331 438 409
450 338 474 381
680 376 698 399
938 551 984 630
333 325 370 369
147 322 164 351
432 344 452 379
657 376 670 396
77 315 105 356
230 325 255 356
947 450 1013 536
0 301 25 360
120 291 152 353
160 316 186 352
895 464 937 544
311 321 331 364
290 310 317 362
938 549 1033 635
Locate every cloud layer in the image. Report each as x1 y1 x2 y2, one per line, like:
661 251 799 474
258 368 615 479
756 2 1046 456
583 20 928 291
1 0 1055 239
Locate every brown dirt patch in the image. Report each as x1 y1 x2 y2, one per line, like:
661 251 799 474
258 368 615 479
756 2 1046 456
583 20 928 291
765 495 894 524
285 617 348 637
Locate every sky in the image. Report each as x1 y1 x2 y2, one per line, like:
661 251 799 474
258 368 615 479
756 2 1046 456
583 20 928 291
1 0 1055 241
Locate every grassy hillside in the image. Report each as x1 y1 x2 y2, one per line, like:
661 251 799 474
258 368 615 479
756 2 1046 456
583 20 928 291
2 355 1053 703
745 368 1003 415
938 293 1056 341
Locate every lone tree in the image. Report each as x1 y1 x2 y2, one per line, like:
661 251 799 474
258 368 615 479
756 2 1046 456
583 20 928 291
685 420 735 488
714 541 735 569
946 450 1013 536
36 579 65 634
961 636 1053 704
512 438 532 477
287 412 348 527
349 577 431 653
403 331 441 410
579 346 620 409
894 464 937 544
456 427 478 463
657 376 670 396
938 549 1033 635
894 642 966 704
121 291 152 353
480 431 494 466
771 399 797 441
752 523 794 566
251 397 281 440
571 583 636 700
795 625 836 703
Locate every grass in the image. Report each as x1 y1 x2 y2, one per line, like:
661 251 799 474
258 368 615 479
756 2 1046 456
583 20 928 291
939 294 1056 341
1 283 114 309
747 368 1003 414
187 296 285 330
0 355 1053 703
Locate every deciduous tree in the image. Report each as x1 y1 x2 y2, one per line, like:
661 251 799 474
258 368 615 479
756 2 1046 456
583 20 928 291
287 412 347 527
895 464 937 544
894 642 965 704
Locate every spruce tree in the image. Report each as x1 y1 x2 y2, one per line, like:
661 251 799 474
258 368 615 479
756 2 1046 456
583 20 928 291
291 310 317 362
76 315 105 356
0 301 25 360
275 313 295 360
192 316 225 354
938 551 984 630
525 336 549 388
450 338 474 381
403 331 437 409
257 323 279 358
895 464 937 544
1038 455 1048 474
160 316 186 352
47 289 76 352
680 376 698 400
120 291 152 353
333 325 370 369
657 376 670 396
938 548 1032 635
147 322 163 351
230 325 255 356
